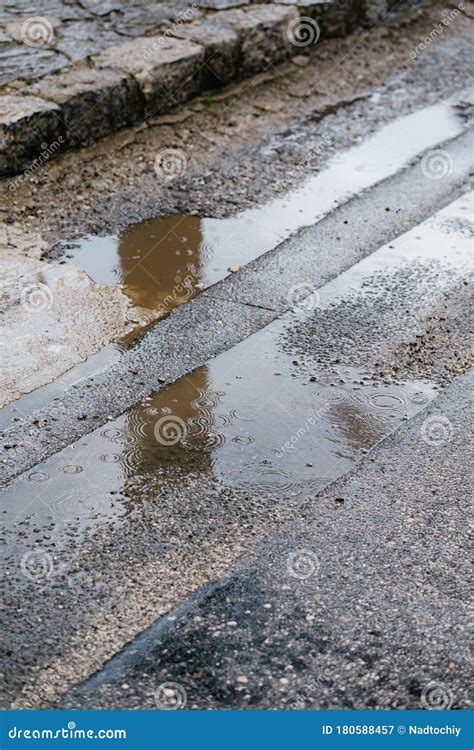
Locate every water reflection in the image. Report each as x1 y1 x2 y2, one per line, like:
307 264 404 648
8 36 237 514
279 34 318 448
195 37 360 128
0 348 436 551
66 215 207 313
117 215 203 311
113 346 434 499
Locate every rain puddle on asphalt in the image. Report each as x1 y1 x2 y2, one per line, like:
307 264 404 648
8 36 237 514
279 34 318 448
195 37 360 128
62 96 466 314
0 308 436 555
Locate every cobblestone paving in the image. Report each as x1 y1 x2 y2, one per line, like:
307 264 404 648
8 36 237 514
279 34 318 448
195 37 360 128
0 0 255 85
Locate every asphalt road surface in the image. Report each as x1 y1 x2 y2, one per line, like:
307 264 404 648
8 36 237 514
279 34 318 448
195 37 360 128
0 1 472 712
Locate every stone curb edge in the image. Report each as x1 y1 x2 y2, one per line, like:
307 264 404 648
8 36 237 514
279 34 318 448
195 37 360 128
1 0 406 178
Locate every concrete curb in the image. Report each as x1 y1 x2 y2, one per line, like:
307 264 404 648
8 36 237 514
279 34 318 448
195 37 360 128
1 0 406 176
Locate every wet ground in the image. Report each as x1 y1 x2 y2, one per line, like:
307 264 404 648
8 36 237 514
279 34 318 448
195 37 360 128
3 4 472 237
0 5 473 712
0 357 437 706
1 5 472 415
62 371 472 710
62 92 466 313
1 125 472 486
1 188 472 707
0 355 436 550
3 191 471 530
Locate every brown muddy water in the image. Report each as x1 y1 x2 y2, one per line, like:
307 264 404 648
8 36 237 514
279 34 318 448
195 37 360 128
1 309 436 556
63 216 206 313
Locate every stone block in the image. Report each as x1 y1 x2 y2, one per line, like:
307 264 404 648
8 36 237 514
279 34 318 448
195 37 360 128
0 94 64 175
94 36 205 115
171 20 241 88
275 0 361 37
26 66 144 146
220 4 299 76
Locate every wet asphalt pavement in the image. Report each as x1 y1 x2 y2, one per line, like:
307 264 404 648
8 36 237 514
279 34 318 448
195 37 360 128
0 7 473 713
62 370 473 711
1 190 472 708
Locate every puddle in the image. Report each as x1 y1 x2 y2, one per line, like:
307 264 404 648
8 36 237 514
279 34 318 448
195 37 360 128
203 99 465 262
0 309 436 557
65 216 208 313
1 93 468 419
63 96 466 314
1 102 470 543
